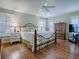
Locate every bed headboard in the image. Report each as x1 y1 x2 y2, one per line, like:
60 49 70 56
22 23 36 32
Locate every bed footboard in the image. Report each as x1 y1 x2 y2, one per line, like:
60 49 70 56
33 30 56 52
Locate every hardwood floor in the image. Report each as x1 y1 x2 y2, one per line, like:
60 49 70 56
1 40 79 59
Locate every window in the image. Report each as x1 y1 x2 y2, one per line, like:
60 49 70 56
39 18 46 32
0 16 8 35
0 15 16 36
39 18 54 32
71 16 79 32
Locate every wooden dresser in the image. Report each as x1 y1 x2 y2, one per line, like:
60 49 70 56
55 22 66 40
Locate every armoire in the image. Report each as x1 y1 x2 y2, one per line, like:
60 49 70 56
55 22 66 40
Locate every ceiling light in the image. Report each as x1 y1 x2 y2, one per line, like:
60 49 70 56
44 2 48 6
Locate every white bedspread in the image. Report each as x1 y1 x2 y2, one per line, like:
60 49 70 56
21 32 34 45
38 32 54 38
21 32 54 43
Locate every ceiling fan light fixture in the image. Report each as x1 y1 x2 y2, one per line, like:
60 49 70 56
44 2 48 6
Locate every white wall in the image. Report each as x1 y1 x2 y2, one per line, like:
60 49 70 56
13 13 40 27
52 11 79 39
0 7 40 26
0 8 40 32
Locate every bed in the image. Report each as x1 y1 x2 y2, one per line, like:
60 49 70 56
21 23 55 52
21 31 55 52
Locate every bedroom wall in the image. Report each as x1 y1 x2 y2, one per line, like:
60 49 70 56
0 7 40 32
14 12 40 27
0 7 40 25
52 11 79 39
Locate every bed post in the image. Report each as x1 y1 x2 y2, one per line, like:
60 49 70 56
19 26 22 43
55 24 57 44
0 39 1 51
34 29 37 52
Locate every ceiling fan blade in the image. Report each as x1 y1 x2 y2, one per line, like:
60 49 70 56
42 6 49 12
44 7 49 12
45 6 56 8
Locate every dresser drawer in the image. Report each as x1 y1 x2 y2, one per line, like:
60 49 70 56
56 34 65 39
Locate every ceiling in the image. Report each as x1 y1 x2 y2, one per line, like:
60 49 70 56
0 0 79 17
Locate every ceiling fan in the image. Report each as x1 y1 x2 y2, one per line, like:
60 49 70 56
42 1 56 12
